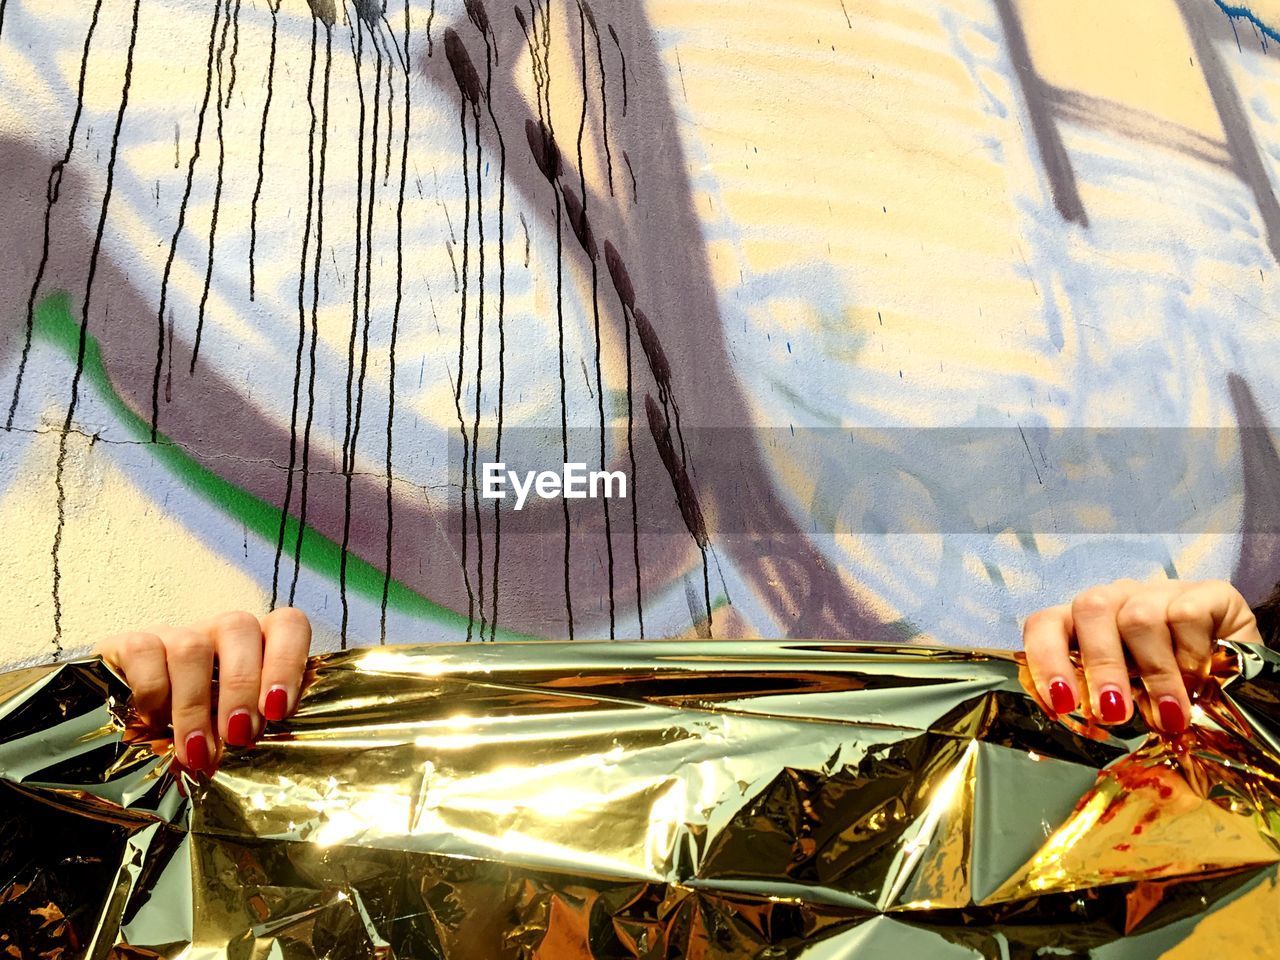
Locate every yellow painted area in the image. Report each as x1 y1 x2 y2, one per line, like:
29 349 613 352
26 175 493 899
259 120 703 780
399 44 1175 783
1015 0 1224 140
1248 0 1280 18
0 425 266 664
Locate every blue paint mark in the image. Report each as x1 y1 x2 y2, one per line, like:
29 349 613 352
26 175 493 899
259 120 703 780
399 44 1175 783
1214 2 1280 46
786 341 792 353
1252 93 1276 123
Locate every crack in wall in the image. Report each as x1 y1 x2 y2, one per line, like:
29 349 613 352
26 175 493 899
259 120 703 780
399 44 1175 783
3 423 447 494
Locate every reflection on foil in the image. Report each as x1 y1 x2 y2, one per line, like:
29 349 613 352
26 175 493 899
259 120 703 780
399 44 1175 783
2 640 1280 957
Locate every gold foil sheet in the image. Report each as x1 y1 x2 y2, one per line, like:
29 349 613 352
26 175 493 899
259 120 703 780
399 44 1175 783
3 640 1280 957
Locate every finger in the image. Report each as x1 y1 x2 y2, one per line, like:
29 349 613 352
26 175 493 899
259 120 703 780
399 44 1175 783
1022 604 1079 717
1116 586 1188 734
158 627 215 774
1073 580 1140 725
1168 579 1263 689
1163 582 1216 697
258 607 311 722
97 631 170 728
201 611 265 748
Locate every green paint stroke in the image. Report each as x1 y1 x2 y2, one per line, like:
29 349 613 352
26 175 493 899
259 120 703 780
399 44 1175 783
34 292 525 638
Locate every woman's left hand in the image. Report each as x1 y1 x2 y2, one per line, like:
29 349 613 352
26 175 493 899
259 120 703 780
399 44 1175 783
1022 578 1263 733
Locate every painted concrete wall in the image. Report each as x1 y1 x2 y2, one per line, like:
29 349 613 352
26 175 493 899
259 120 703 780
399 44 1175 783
2 0 1280 666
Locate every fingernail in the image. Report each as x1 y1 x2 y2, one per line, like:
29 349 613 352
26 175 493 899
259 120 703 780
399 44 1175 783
1158 697 1187 735
1049 679 1076 715
264 686 289 723
185 732 211 773
226 710 256 748
1099 687 1127 724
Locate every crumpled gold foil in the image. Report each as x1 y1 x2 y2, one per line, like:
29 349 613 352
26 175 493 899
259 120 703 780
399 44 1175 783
3 640 1280 958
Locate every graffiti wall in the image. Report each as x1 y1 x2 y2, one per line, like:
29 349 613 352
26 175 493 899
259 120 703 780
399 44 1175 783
2 0 1280 665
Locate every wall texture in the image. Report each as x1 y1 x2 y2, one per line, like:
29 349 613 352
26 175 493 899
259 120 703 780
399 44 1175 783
3 0 1280 665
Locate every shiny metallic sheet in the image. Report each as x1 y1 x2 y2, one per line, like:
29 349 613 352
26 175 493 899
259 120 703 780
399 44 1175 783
2 640 1280 957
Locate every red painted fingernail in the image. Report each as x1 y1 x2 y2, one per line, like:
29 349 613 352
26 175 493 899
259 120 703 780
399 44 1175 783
1049 679 1076 715
264 686 289 723
1099 687 1127 724
226 710 255 747
1158 697 1187 734
185 732 210 773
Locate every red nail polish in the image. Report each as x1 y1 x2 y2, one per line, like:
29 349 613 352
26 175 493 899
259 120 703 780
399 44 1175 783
1049 679 1076 715
1099 688 1127 724
185 732 210 773
1158 697 1187 734
226 710 255 747
264 687 289 723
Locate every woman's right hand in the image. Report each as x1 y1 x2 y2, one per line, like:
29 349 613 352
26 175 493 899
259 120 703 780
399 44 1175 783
1022 579 1262 733
95 607 312 774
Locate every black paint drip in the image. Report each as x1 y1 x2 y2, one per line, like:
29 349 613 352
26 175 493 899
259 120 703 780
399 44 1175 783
8 0 106 432
622 291 643 637
575 5 616 636
270 13 320 610
469 98 488 641
465 0 494 646
381 0 411 643
377 22 395 185
337 14 368 646
608 242 712 637
51 0 144 654
290 25 334 607
339 13 384 647
190 0 235 374
248 0 281 302
447 28 480 640
608 23 627 116
622 149 637 203
473 1 509 642
525 2 575 641
581 1 614 196
225 0 242 106
151 0 226 440
342 16 384 645
601 241 644 636
644 393 713 633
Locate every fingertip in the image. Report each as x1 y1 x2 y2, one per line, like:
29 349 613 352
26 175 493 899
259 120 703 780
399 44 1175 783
1098 686 1129 724
260 608 310 723
225 709 257 748
1157 696 1188 735
1048 678 1077 715
263 685 289 723
263 606 312 638
183 731 212 774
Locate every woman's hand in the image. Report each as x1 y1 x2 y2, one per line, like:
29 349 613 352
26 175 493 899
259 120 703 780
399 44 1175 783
1022 579 1262 733
95 608 312 774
